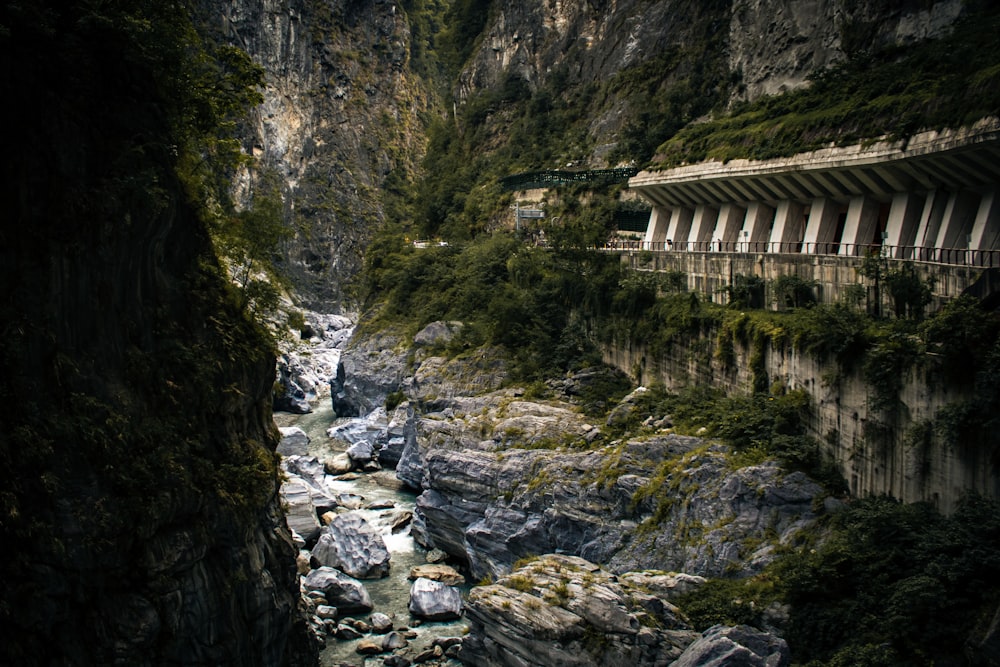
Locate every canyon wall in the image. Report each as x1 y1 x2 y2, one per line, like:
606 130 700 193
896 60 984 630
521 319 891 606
200 0 430 310
603 324 997 514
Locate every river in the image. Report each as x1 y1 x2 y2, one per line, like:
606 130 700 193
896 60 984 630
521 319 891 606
275 402 469 666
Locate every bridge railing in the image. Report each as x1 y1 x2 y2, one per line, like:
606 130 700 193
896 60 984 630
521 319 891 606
602 240 1000 268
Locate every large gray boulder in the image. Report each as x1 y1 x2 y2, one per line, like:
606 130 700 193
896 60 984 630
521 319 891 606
302 567 373 614
461 554 698 667
311 513 390 579
671 624 790 667
408 577 463 621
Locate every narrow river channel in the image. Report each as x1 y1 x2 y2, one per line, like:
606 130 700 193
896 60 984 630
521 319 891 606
275 402 469 666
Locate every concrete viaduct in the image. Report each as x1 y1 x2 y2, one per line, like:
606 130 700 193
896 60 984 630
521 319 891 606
627 120 1000 268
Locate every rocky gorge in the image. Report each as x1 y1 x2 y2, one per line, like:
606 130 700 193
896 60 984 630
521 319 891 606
274 318 825 665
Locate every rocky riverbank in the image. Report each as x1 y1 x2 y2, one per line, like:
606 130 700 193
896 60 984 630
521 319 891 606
291 320 832 664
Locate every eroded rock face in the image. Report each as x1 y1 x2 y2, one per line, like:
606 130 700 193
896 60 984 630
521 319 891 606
400 402 823 581
730 0 964 101
460 554 700 667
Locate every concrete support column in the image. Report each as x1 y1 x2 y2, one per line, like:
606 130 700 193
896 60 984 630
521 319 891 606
913 190 949 260
643 205 670 248
667 206 695 250
715 203 747 252
841 195 881 256
971 187 1000 250
691 205 720 251
743 202 775 252
770 200 805 253
885 192 925 259
804 197 843 254
935 190 981 264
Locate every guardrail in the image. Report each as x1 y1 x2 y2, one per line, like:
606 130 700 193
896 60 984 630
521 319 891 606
501 167 640 191
602 240 1000 267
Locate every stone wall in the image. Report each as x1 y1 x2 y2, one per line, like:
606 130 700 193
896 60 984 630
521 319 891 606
602 323 998 515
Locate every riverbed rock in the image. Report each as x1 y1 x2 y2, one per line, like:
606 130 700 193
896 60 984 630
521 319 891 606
277 426 311 456
356 637 384 655
324 453 354 475
311 513 391 579
315 605 338 620
302 567 373 614
408 577 463 621
382 631 409 650
671 624 791 667
409 564 466 586
370 611 394 634
280 477 321 543
461 554 699 667
346 439 375 465
335 623 362 640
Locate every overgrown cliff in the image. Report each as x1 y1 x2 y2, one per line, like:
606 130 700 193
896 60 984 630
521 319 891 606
0 3 314 664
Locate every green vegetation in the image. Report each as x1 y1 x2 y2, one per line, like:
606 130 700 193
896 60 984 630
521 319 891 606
653 3 1000 167
677 494 1000 665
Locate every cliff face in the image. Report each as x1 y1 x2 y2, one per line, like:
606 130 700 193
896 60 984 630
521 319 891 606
199 0 430 311
728 0 964 101
0 4 314 664
453 0 967 163
194 1 967 306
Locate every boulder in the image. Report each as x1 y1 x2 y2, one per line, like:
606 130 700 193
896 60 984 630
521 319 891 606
324 453 353 475
346 439 375 465
302 567 373 614
671 624 790 667
385 510 413 533
355 637 384 655
279 477 321 543
277 426 310 457
408 564 466 586
425 548 448 564
370 611 393 634
334 493 365 510
413 321 463 347
408 577 463 621
311 513 390 579
382 631 408 650
315 605 338 620
281 455 327 491
461 554 698 667
335 623 362 640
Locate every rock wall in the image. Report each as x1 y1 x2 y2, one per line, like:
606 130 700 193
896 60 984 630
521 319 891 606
393 387 823 582
200 0 430 310
602 323 998 514
0 4 315 664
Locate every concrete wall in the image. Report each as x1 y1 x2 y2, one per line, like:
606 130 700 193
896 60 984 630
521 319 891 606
602 328 998 514
621 250 987 312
